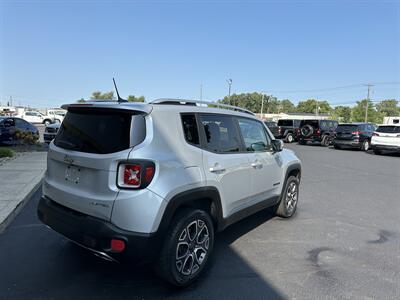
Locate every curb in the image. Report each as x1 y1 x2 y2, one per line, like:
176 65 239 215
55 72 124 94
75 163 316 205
0 176 44 234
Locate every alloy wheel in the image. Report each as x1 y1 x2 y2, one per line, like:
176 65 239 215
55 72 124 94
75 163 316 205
175 220 209 276
286 181 298 213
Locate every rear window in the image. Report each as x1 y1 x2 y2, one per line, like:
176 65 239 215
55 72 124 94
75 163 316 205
54 109 145 154
376 126 400 134
277 120 293 126
336 124 358 132
300 120 319 128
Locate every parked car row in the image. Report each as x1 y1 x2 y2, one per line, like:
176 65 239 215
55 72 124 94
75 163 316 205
265 118 400 155
17 109 65 126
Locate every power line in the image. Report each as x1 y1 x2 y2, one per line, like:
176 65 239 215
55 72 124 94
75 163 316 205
265 82 400 94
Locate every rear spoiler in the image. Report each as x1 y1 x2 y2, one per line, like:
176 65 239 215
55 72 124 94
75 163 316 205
61 101 152 115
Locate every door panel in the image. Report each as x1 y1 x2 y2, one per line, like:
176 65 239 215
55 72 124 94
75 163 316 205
198 114 251 217
237 118 283 204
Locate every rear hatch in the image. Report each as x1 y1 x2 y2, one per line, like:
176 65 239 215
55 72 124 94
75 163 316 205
44 105 147 221
372 125 400 146
335 124 359 140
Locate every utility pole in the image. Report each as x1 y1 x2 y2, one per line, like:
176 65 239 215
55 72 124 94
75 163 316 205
260 93 265 115
365 84 373 122
315 100 319 117
200 83 203 101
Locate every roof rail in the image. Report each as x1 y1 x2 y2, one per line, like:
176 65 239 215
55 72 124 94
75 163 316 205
150 98 255 116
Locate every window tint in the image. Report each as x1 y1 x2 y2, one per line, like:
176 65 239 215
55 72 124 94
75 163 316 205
181 114 199 145
3 118 15 127
199 114 241 153
376 126 400 134
238 118 271 152
277 120 293 126
336 124 358 132
15 119 28 129
55 109 144 154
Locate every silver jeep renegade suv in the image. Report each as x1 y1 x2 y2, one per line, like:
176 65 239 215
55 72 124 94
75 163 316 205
38 99 301 286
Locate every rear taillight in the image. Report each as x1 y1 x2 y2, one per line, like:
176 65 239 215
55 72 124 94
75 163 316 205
373 132 379 137
278 127 282 133
117 161 155 189
352 131 360 135
315 129 321 136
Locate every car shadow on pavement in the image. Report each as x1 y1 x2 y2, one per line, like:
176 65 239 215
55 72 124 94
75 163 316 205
0 189 285 300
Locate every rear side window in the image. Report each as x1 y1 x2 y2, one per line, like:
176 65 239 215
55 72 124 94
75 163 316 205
181 114 200 145
199 114 241 153
277 120 293 126
376 126 400 133
55 109 144 154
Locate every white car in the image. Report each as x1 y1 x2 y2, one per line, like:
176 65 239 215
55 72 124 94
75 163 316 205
47 110 66 123
371 124 400 155
37 99 301 286
19 111 53 125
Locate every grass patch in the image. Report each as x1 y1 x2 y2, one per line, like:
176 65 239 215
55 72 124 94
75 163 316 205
0 148 15 158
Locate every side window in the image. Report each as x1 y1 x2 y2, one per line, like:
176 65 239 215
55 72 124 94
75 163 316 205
15 119 27 129
25 112 33 116
199 114 241 153
3 118 15 127
181 114 200 145
237 118 271 152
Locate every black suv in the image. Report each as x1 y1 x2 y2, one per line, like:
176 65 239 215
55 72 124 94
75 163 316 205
297 119 338 146
333 123 375 151
272 119 301 143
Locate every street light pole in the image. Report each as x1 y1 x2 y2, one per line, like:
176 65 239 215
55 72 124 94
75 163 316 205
227 79 232 105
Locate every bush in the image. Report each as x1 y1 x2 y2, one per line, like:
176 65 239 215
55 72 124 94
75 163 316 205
14 129 39 145
0 148 14 158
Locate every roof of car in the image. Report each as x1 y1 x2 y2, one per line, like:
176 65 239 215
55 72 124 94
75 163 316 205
62 99 258 120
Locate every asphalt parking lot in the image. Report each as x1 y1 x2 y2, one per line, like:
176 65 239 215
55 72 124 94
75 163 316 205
0 144 399 299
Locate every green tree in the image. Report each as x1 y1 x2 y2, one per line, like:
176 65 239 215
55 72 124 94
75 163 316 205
296 99 332 114
127 95 145 102
77 98 85 103
280 99 296 113
376 99 399 116
351 99 383 123
332 106 352 122
219 93 294 114
91 91 114 100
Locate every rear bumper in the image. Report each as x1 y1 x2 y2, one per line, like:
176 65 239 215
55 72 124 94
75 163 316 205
333 139 361 148
37 196 161 262
371 144 400 152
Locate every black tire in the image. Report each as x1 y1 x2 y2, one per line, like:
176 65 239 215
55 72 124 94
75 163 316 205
362 140 370 151
321 135 332 147
285 133 295 143
333 144 341 150
275 176 299 218
156 208 214 287
43 119 51 126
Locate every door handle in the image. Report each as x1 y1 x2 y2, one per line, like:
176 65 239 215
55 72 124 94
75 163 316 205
209 165 226 173
251 161 263 168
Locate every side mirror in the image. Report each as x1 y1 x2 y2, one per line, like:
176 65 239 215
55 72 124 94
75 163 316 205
271 139 284 152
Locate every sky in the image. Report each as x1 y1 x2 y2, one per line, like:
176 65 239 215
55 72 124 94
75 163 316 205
0 0 399 108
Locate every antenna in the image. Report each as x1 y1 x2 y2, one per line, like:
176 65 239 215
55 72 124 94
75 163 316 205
113 78 127 103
